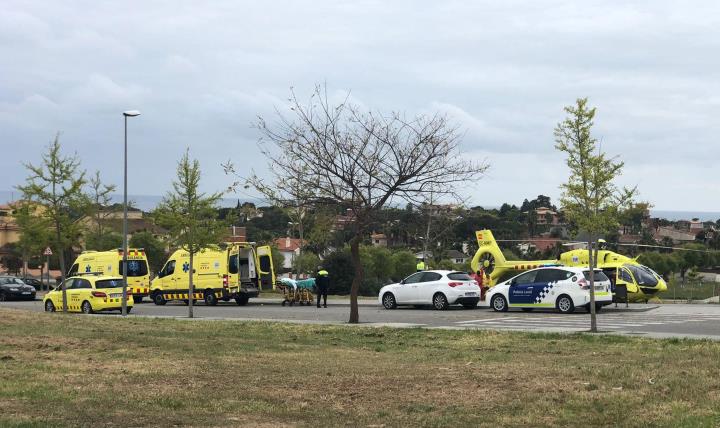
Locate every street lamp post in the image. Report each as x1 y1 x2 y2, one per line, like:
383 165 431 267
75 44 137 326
121 110 140 316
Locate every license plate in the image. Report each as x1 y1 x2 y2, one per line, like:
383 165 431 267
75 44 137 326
22 291 31 295
465 292 477 296
110 293 122 298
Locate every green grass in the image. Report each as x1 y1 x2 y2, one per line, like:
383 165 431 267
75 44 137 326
663 279 719 301
1 308 720 427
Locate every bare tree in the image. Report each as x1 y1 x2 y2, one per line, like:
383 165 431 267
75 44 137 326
232 85 488 323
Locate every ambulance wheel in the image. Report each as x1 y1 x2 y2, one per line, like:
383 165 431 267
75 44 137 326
556 295 575 314
81 301 94 314
134 296 143 303
235 296 249 306
126 307 132 314
44 300 56 312
491 295 508 312
222 297 230 302
382 293 397 309
152 292 167 306
433 293 449 310
204 290 218 306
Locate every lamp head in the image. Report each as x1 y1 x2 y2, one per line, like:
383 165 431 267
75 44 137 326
123 110 141 117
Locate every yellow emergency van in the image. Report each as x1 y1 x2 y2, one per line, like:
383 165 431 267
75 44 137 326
150 242 275 306
68 249 151 302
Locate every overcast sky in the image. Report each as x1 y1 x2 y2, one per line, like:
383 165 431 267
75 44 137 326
1 1 719 211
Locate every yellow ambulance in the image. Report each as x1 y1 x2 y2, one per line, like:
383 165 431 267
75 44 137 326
150 242 275 306
68 249 151 302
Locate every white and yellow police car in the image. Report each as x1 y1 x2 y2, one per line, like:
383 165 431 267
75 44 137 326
487 266 612 313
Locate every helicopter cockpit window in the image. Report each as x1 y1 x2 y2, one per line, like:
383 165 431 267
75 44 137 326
619 268 633 283
625 265 658 287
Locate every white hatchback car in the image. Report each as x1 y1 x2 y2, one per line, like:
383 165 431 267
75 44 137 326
378 270 481 310
487 266 612 314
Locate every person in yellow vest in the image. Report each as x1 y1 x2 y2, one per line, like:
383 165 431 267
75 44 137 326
416 259 426 272
315 267 329 308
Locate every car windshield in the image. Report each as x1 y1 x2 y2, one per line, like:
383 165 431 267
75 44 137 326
447 272 473 281
625 264 658 286
582 270 609 282
0 277 25 285
95 279 126 289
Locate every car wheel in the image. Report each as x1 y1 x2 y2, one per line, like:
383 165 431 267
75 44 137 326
521 308 533 312
81 301 94 314
152 291 167 306
0 292 6 302
235 295 249 306
204 290 218 306
382 293 397 309
491 294 508 312
133 296 143 304
433 293 449 310
126 307 132 314
595 304 603 312
556 295 575 314
44 300 56 312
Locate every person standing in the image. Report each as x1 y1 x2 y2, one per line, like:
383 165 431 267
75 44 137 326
416 259 426 272
315 267 329 308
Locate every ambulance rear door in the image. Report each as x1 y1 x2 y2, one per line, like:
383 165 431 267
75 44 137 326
256 246 275 290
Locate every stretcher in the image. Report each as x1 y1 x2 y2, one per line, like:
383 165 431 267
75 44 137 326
277 277 315 306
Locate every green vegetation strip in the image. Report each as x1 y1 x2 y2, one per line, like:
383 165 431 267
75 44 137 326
1 308 719 427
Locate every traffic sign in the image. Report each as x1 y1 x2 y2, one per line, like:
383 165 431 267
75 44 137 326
43 247 53 256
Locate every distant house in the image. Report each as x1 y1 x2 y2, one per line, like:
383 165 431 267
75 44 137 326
653 226 696 244
690 219 704 231
675 220 691 231
0 203 20 250
535 207 560 225
444 249 469 264
370 233 387 248
274 237 304 270
223 226 247 243
333 209 356 231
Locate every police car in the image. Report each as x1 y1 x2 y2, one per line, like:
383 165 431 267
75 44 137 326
487 266 612 313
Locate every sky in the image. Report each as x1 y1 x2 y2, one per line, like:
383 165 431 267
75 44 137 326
1 1 719 211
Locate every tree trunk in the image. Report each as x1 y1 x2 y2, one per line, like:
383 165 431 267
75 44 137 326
188 251 194 318
57 226 67 312
348 235 363 324
588 237 597 333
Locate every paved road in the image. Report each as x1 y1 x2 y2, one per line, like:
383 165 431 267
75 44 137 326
3 298 720 339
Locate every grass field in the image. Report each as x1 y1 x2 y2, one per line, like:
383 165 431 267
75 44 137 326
1 309 719 427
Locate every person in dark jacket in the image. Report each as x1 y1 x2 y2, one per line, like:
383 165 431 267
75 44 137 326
315 267 329 308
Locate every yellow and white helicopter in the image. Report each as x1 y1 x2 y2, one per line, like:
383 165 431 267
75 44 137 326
470 229 667 302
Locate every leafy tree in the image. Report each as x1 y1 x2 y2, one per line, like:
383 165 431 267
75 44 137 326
554 98 635 332
391 250 416 281
85 232 123 252
246 85 487 323
292 251 321 276
14 202 51 278
129 231 167 274
0 244 23 275
154 150 226 318
84 170 117 249
17 135 87 311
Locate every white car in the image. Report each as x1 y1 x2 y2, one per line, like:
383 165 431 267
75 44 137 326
378 270 481 310
487 266 613 314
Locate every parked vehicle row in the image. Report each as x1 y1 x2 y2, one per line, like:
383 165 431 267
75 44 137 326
378 266 613 314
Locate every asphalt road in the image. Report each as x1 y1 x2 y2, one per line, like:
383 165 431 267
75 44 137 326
4 296 720 340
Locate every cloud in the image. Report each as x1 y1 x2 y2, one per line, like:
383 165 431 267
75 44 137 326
1 0 719 212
